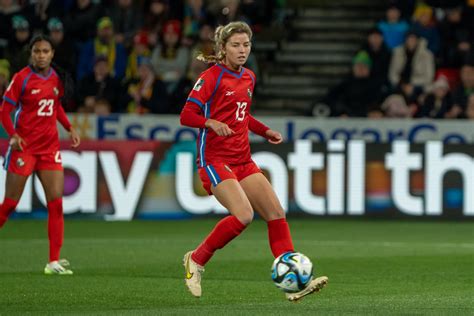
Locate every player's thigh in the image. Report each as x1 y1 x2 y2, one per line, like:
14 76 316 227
36 169 64 202
4 172 29 201
239 173 285 222
211 179 254 225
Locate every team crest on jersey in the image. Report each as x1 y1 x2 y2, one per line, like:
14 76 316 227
247 88 252 99
16 158 25 167
193 78 204 91
53 87 59 96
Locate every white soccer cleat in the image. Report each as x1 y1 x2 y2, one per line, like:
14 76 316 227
44 259 73 275
286 276 328 302
183 251 204 297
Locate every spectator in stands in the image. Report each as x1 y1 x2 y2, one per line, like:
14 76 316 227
63 0 105 44
21 0 62 30
77 17 127 81
411 3 440 54
363 28 391 92
377 5 410 50
183 0 209 43
212 0 250 26
151 19 189 95
0 59 10 97
125 31 151 80
48 18 77 79
5 15 30 74
94 98 112 115
446 64 474 118
189 22 214 60
389 32 434 93
0 0 21 41
76 55 121 113
143 0 169 47
319 51 381 117
173 56 209 113
389 0 415 20
464 94 474 119
416 76 453 118
107 0 143 47
120 57 169 114
380 94 411 118
437 6 471 68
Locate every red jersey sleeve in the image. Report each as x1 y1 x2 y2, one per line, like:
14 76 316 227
181 69 218 128
57 105 71 131
2 73 23 107
248 115 270 139
180 103 207 128
1 101 16 136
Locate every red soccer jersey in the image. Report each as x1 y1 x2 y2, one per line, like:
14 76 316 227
2 66 64 154
185 63 256 167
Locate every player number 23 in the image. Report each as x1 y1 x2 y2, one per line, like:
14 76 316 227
236 102 247 121
38 99 54 116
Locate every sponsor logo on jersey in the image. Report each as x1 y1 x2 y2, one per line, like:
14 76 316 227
53 87 59 96
16 158 25 167
193 78 204 91
247 88 252 99
225 91 235 96
31 89 41 94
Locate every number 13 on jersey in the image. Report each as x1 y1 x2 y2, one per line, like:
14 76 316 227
236 102 247 121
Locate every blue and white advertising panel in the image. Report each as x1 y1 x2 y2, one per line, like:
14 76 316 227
60 114 474 143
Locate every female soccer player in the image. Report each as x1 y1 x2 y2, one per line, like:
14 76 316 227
180 21 328 301
0 35 80 275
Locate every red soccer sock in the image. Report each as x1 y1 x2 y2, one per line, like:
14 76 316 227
0 198 19 228
47 198 64 262
191 215 247 266
267 218 294 258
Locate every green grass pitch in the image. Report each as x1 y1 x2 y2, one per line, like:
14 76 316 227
0 219 473 315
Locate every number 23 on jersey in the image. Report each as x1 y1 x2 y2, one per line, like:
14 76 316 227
38 99 54 116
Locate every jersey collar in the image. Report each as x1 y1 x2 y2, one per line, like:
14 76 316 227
29 65 53 80
217 63 245 79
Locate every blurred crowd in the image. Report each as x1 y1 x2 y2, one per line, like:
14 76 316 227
0 0 281 114
319 1 474 119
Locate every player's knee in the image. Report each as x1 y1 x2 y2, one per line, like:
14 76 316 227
236 208 254 226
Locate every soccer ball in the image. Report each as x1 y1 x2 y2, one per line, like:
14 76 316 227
271 252 313 293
